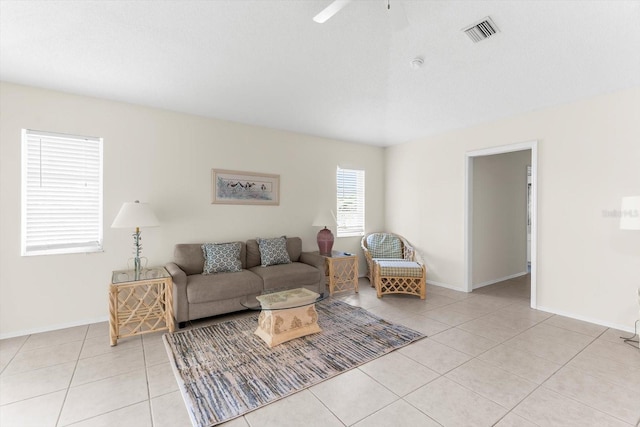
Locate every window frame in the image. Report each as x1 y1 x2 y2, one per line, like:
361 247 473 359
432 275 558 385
21 129 104 256
336 167 365 238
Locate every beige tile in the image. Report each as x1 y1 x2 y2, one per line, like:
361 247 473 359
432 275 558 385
480 310 545 331
446 359 537 409
220 416 250 426
0 390 66 427
514 387 629 427
244 389 342 427
544 365 640 424
150 390 192 427
430 327 499 356
421 293 463 309
567 351 640 393
144 341 170 367
72 347 145 386
519 323 595 348
21 325 88 351
309 368 398 425
478 344 561 384
494 413 538 427
359 351 439 396
405 376 507 426
457 317 522 343
542 315 608 337
61 401 152 427
147 362 179 398
425 285 471 301
497 304 553 322
382 295 433 315
86 322 110 339
59 369 149 426
503 334 586 365
0 335 28 352
0 361 75 405
395 314 450 336
80 334 142 359
445 300 495 317
598 327 636 344
141 331 166 347
0 348 19 374
2 341 82 376
464 294 515 310
422 306 480 326
399 338 472 374
353 399 441 427
581 338 640 369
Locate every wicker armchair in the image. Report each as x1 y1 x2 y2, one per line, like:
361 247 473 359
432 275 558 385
361 232 418 282
361 232 426 299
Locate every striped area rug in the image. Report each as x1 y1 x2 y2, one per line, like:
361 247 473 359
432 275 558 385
163 299 425 427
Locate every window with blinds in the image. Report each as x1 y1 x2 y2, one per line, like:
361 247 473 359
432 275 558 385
336 167 365 237
21 129 104 256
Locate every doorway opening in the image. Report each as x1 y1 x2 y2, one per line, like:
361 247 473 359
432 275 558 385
464 141 538 308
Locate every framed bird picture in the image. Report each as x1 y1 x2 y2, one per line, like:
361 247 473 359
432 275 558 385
211 169 280 205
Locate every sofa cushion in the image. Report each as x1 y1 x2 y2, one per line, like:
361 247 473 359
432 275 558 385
246 237 302 268
366 233 403 259
186 271 263 304
175 242 247 274
256 236 291 267
202 242 242 274
249 262 322 291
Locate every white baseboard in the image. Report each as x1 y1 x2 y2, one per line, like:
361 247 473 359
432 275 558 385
536 305 635 334
473 271 528 290
0 315 109 340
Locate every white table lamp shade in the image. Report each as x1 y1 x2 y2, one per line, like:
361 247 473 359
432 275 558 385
312 210 336 228
620 196 640 230
111 201 159 229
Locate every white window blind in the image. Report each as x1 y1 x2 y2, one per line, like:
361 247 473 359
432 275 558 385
336 167 365 237
22 129 104 256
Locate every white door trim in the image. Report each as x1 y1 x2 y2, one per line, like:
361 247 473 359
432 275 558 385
464 140 538 308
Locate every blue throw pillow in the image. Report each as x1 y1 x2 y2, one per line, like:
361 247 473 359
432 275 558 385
256 236 291 267
202 242 242 274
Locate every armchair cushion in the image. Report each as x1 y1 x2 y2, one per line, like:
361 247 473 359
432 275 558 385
376 260 423 278
366 233 403 259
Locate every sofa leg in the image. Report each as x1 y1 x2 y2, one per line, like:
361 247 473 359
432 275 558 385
178 321 187 329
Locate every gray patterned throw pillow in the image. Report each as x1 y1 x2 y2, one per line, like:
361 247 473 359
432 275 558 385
256 236 291 267
202 242 242 274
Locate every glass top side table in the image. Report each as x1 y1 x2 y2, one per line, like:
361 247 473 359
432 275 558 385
109 267 174 346
313 251 359 296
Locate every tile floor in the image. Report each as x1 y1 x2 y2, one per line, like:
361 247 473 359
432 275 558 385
1 275 639 426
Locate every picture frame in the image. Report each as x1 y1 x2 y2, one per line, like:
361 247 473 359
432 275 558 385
211 169 280 205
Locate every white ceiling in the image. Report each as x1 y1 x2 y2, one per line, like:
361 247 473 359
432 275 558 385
1 0 639 147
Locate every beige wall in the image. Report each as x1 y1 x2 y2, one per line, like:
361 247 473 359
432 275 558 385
472 150 530 286
0 82 385 338
386 87 640 331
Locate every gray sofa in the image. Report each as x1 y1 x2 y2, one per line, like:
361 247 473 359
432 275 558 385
165 237 325 327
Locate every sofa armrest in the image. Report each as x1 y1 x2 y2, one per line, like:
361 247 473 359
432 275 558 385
165 262 189 323
300 251 325 270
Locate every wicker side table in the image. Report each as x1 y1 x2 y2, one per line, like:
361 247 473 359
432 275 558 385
109 267 174 346
315 251 359 296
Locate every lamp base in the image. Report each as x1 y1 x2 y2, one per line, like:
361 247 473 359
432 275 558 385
317 227 334 256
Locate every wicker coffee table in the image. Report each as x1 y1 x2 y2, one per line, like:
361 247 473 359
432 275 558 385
241 288 324 348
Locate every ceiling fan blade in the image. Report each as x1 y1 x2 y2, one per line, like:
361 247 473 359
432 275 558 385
313 0 352 24
389 1 409 31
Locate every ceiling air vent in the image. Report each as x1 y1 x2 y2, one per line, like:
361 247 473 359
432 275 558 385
463 16 499 43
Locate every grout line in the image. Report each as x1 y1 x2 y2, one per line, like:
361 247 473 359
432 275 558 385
54 325 89 427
